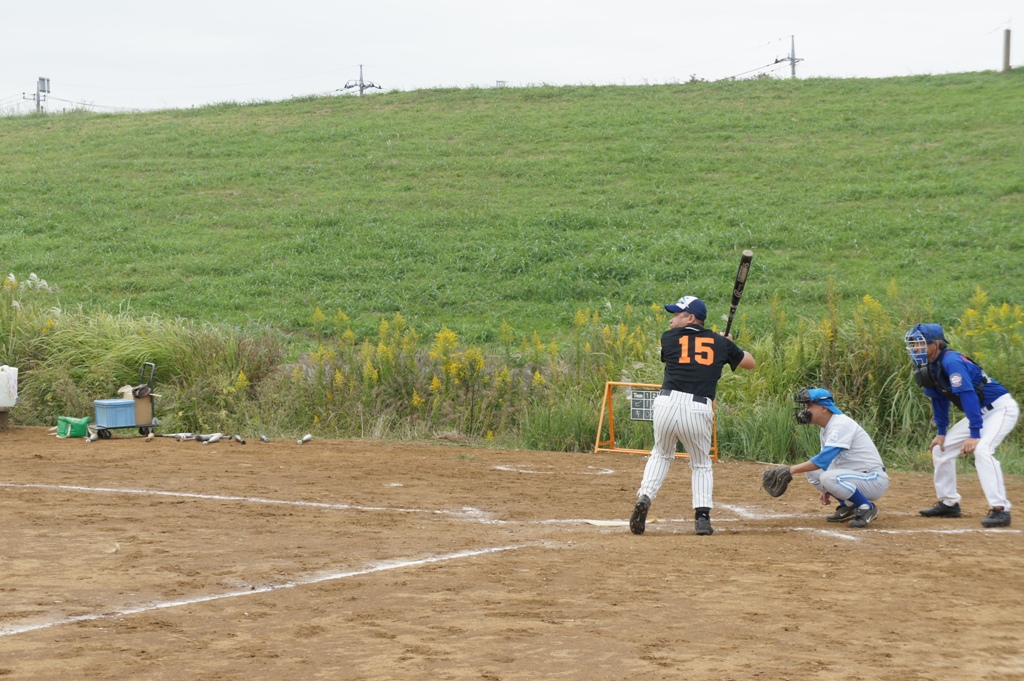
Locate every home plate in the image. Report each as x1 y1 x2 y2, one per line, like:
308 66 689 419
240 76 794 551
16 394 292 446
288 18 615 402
583 519 633 527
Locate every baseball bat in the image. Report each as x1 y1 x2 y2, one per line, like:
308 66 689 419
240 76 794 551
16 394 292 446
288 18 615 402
723 250 754 337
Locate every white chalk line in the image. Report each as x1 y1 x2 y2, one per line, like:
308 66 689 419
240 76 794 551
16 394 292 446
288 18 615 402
5 484 1015 538
871 528 1021 535
719 503 920 520
719 504 818 520
0 482 487 519
492 465 615 475
0 543 542 639
792 527 862 541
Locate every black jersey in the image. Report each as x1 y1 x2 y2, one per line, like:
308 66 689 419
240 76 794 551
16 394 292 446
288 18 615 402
659 325 746 400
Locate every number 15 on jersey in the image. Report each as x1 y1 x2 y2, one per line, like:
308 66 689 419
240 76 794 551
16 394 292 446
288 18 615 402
679 336 715 366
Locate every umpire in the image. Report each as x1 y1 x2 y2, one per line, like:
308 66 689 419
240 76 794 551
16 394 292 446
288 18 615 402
630 295 755 536
905 323 1018 528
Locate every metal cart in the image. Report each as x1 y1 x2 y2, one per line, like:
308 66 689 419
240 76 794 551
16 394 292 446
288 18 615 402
92 362 160 439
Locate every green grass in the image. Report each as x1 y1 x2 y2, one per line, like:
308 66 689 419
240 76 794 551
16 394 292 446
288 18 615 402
2 73 1023 343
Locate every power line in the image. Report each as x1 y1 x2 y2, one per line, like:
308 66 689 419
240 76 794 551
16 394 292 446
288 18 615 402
717 61 785 81
46 96 136 112
60 65 365 92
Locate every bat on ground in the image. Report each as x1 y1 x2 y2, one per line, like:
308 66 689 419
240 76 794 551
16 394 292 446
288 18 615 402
724 250 754 337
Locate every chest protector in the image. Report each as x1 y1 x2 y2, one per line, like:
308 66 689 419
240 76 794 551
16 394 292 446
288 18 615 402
914 349 988 409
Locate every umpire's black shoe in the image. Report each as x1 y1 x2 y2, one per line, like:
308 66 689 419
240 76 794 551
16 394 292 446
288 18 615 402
630 495 651 535
981 508 1011 528
826 504 857 523
919 501 962 518
695 516 714 536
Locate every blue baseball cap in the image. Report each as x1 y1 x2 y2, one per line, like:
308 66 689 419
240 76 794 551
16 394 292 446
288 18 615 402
665 295 707 321
795 388 844 415
912 323 946 343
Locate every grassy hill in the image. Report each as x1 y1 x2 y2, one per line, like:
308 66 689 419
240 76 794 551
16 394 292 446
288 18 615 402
1 72 1022 343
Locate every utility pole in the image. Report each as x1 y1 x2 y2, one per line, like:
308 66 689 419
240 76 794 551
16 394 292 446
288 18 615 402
1004 29 1012 73
23 77 50 113
340 65 382 96
788 36 803 78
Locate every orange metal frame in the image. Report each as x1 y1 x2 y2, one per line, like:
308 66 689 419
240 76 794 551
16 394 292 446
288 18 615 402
593 381 718 460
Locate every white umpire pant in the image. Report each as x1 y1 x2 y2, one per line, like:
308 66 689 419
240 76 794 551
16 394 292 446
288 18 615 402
932 393 1018 510
637 391 715 509
805 468 889 503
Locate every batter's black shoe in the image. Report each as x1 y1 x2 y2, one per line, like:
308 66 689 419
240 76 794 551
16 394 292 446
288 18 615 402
826 504 857 523
980 508 1011 528
848 504 879 528
630 495 651 535
919 501 962 518
695 516 714 536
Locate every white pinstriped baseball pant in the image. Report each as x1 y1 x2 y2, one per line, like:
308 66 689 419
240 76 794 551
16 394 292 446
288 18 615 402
637 391 715 509
932 393 1018 510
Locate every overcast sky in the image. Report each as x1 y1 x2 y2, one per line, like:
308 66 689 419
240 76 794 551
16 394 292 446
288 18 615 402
1 1 1018 114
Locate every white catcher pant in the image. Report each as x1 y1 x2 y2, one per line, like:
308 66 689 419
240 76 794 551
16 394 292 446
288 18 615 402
932 393 1018 510
805 469 889 503
637 391 714 509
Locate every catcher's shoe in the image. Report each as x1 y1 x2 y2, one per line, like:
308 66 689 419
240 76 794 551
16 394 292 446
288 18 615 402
980 508 1011 528
826 504 856 523
919 501 962 518
695 516 714 536
848 503 878 528
630 495 651 535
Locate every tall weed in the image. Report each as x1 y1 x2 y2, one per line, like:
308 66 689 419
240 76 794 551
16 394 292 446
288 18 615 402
4 278 1023 474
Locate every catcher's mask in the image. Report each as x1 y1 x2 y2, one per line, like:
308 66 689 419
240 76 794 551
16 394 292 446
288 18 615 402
793 388 815 425
793 387 842 424
905 324 947 366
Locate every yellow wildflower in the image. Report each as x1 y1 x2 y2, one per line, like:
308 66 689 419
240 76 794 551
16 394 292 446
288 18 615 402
494 366 511 392
363 355 378 384
499 319 515 345
532 330 544 354
430 326 458 361
401 329 420 354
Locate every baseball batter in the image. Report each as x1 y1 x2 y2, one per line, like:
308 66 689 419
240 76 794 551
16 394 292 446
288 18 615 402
785 388 888 527
905 323 1018 527
630 295 755 536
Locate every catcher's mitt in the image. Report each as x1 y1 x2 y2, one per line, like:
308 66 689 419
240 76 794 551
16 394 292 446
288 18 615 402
762 467 793 497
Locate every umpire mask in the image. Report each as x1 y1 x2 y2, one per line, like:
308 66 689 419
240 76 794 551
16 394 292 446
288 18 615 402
905 324 947 366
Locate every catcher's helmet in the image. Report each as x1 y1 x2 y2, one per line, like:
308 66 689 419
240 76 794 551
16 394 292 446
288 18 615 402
793 387 842 424
904 324 946 366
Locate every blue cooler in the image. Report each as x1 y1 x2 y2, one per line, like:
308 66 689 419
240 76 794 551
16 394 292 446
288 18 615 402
94 399 136 428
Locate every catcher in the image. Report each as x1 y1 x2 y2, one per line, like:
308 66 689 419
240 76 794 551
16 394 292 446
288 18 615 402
762 388 889 528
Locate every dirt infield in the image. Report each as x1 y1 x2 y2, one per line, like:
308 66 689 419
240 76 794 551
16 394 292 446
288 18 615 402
1 426 1022 680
